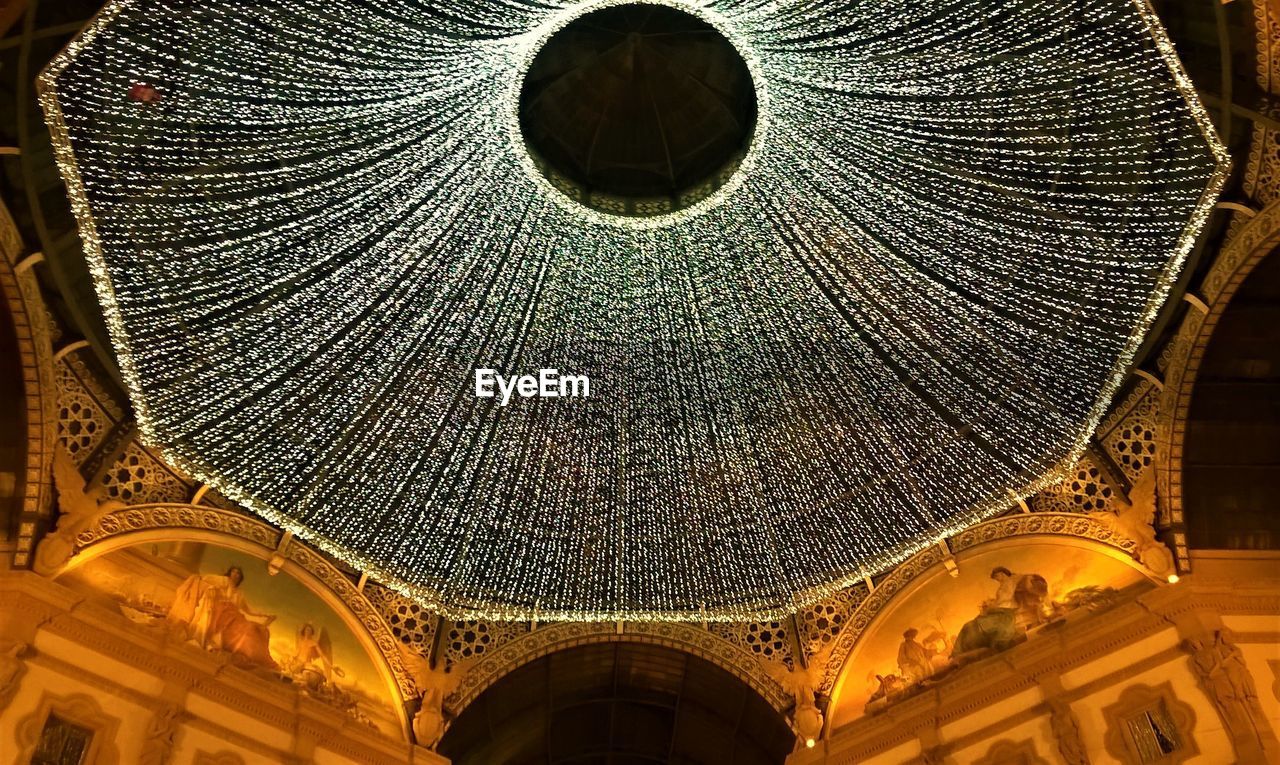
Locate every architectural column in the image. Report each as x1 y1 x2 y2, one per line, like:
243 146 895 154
1037 674 1090 765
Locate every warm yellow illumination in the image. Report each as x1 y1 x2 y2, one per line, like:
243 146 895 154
1167 574 1180 584
806 738 816 749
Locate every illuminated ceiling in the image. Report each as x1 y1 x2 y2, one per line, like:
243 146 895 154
41 0 1225 620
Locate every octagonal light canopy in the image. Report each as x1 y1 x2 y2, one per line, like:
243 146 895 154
41 0 1226 621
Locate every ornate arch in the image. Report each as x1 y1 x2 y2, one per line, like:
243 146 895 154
51 502 419 708
1155 197 1280 561
818 512 1147 696
0 198 57 568
445 620 792 716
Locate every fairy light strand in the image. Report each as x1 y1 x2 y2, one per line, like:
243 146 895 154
40 0 1226 621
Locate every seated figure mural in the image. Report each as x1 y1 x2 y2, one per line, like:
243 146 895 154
57 541 403 736
167 565 279 670
860 555 1132 716
951 566 1048 658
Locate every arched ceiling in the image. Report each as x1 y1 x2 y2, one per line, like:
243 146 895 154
1183 248 1280 549
0 1 1262 417
0 0 121 391
438 642 795 764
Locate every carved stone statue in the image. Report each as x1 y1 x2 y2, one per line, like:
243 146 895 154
1048 698 1090 765
1090 471 1175 579
762 662 825 746
398 643 471 750
1184 629 1271 760
139 703 181 765
33 448 125 575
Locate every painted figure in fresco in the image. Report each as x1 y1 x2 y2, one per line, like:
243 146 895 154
920 629 953 674
897 628 933 684
951 567 1048 658
167 565 279 669
865 673 907 711
287 623 345 691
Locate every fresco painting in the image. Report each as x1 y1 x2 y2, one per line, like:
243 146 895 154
58 541 400 735
832 543 1152 726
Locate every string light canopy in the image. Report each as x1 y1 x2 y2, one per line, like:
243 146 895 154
41 0 1225 621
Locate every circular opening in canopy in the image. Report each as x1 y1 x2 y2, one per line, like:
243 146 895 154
518 3 758 217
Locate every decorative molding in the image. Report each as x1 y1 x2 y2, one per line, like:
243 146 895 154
14 691 123 765
1097 384 1160 486
0 197 58 569
440 618 525 669
1030 454 1120 515
55 360 113 467
365 583 438 651
1101 681 1198 765
796 583 868 663
709 617 795 670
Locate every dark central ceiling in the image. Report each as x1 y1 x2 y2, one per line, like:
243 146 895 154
438 643 795 765
519 4 756 202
